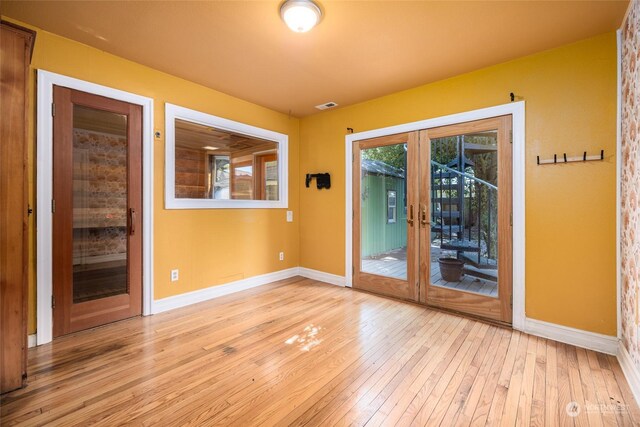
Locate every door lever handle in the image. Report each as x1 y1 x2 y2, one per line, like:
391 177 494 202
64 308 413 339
420 205 429 226
129 208 135 235
407 204 414 226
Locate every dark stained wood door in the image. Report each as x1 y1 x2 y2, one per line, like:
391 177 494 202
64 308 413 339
52 87 142 337
1 21 34 394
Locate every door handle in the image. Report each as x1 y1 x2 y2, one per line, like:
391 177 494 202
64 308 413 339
421 205 429 226
407 204 414 226
129 208 135 235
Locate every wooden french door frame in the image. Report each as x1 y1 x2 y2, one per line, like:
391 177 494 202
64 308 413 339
255 152 278 200
352 132 420 302
52 86 143 337
421 116 513 323
350 115 513 324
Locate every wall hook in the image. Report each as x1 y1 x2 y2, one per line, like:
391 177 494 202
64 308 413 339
306 173 331 189
537 149 605 165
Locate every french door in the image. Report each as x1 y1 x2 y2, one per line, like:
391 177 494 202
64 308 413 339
352 132 420 301
52 86 142 337
353 116 513 324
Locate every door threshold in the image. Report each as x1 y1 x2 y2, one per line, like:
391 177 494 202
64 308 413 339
424 303 512 330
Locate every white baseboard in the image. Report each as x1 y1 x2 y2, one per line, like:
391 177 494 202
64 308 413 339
618 342 640 405
524 317 618 355
152 267 300 314
28 334 36 348
298 267 345 287
152 267 346 315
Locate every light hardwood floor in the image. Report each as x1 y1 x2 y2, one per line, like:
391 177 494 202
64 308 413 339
1 276 638 426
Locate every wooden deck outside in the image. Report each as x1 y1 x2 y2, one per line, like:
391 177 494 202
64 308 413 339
362 247 498 297
1 276 638 426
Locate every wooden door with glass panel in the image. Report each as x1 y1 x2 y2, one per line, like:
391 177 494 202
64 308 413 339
420 116 512 323
353 132 419 301
52 86 142 337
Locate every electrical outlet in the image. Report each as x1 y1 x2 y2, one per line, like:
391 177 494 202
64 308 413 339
279 252 284 261
171 269 179 282
286 211 293 222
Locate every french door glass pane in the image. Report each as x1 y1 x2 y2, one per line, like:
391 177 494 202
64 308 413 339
360 143 408 280
430 130 499 297
72 105 128 303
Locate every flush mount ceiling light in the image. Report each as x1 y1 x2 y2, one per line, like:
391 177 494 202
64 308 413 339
280 0 322 33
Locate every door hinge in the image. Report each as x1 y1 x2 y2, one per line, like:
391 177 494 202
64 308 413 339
510 212 513 226
51 199 56 213
51 295 55 309
51 103 56 117
27 205 33 216
509 130 513 144
352 265 355 275
352 210 354 220
510 295 513 309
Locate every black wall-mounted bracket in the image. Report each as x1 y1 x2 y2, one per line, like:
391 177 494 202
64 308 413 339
306 173 331 190
510 92 524 102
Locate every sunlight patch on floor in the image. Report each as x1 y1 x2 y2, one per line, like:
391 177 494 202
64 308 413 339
284 324 323 351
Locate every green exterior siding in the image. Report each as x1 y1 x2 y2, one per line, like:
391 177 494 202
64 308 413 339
361 174 407 258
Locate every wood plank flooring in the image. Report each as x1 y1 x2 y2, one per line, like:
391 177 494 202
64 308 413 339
1 276 637 426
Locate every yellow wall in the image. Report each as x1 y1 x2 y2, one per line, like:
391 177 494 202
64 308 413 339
299 32 618 335
4 18 300 334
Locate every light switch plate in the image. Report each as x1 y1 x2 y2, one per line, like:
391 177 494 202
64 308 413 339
286 211 293 222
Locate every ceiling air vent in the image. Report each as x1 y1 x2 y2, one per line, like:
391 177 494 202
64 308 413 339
315 101 338 111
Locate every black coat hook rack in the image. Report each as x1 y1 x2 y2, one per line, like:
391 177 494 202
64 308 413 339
537 150 604 165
